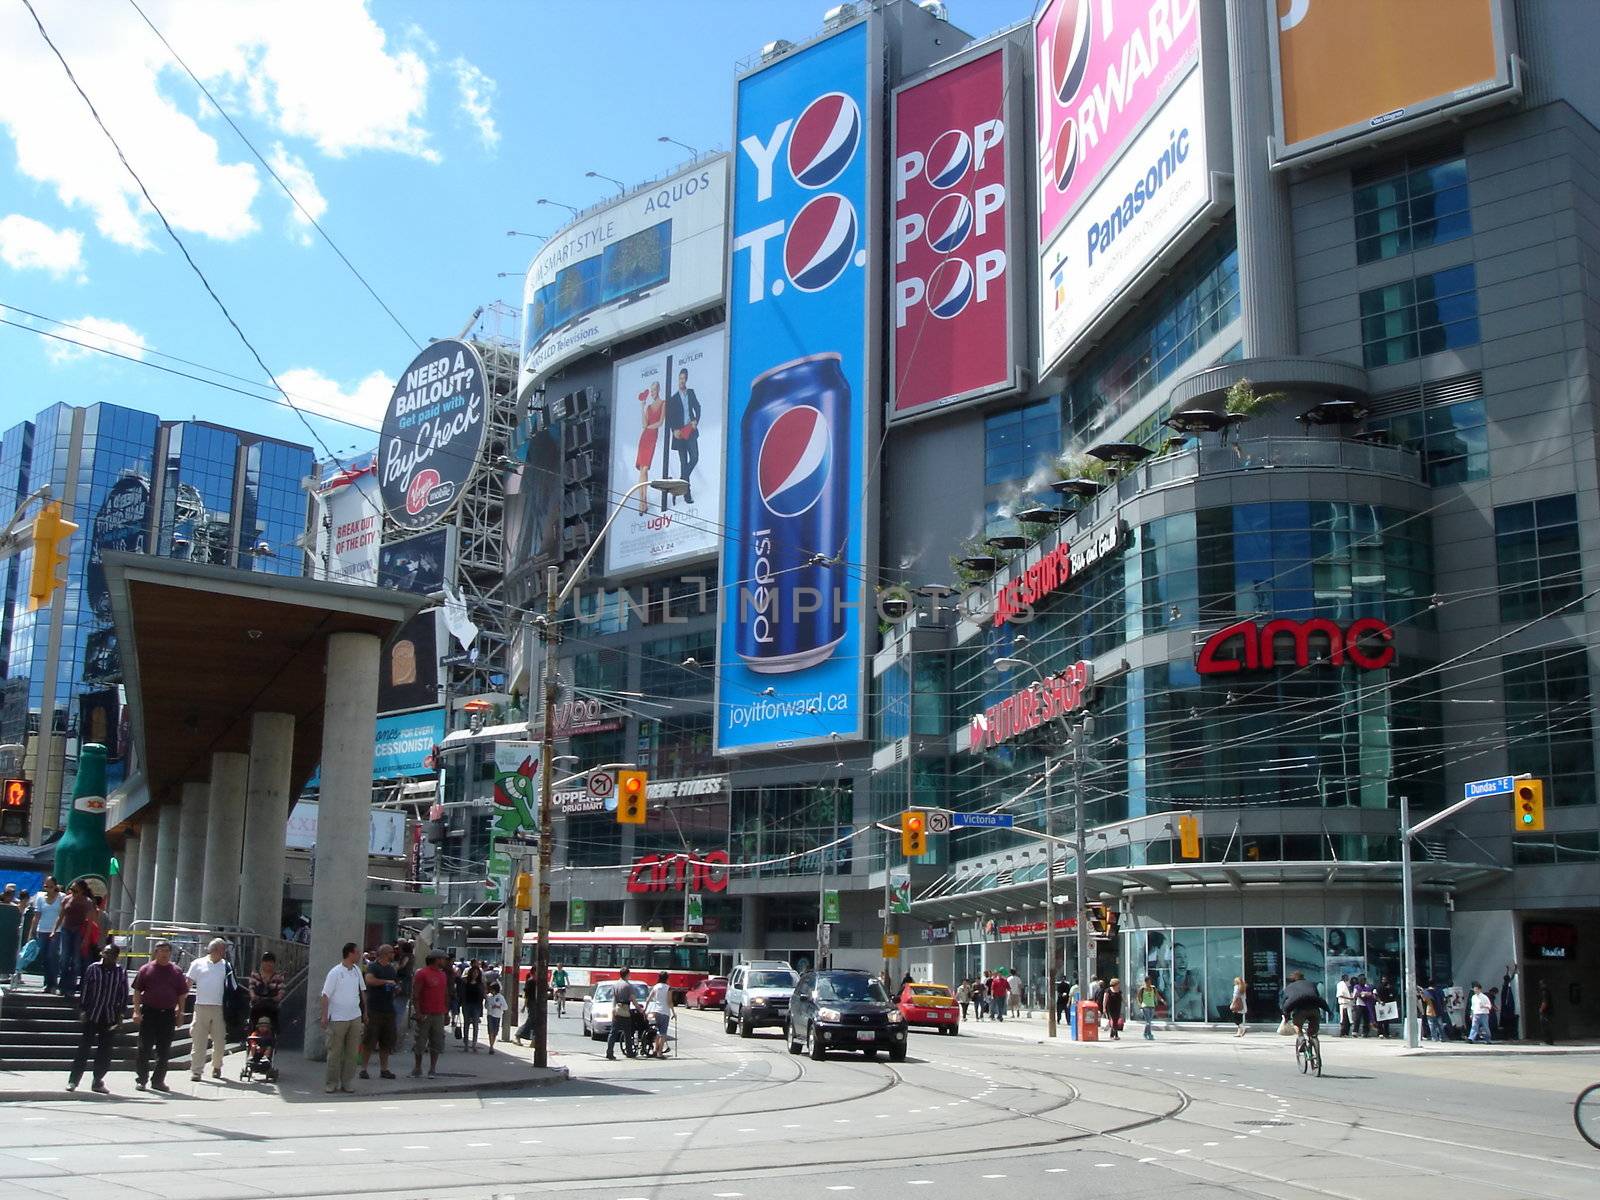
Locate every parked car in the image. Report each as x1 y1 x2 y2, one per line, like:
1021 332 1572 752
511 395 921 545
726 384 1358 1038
787 968 906 1061
898 982 960 1034
686 976 728 1010
724 961 798 1037
581 979 642 1041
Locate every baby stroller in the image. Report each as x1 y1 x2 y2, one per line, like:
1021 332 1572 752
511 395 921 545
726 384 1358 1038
241 1018 278 1083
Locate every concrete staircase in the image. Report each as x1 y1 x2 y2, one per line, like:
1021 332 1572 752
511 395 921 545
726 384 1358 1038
0 986 192 1074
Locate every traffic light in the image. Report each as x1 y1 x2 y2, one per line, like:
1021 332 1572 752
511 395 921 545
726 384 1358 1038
900 809 927 858
1 778 31 838
617 769 648 824
513 871 533 911
1177 813 1200 860
27 501 78 611
1514 779 1545 832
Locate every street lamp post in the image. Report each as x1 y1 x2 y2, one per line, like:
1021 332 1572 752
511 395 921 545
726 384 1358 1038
529 476 686 1069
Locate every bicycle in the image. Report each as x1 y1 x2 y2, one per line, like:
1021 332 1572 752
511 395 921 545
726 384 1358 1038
1577 1082 1600 1149
553 987 567 1019
1293 1020 1323 1077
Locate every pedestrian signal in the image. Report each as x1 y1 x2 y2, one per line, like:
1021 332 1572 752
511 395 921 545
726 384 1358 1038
1514 779 1545 831
900 810 927 858
617 769 648 824
1 778 30 838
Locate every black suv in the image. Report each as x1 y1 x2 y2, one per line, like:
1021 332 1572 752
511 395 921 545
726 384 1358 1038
786 969 907 1061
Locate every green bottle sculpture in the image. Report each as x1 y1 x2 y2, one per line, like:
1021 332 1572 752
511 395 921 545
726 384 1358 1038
53 742 113 902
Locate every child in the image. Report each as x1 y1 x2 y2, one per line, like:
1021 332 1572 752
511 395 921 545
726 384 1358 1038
245 1016 277 1081
484 981 508 1053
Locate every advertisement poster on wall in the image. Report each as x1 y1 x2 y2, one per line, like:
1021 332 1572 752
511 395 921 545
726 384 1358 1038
520 156 727 390
377 609 444 715
605 327 726 575
87 474 149 619
1033 0 1205 373
491 740 539 839
314 453 381 587
890 45 1018 421
287 801 407 858
377 339 488 531
378 526 453 596
716 20 878 753
1270 0 1519 166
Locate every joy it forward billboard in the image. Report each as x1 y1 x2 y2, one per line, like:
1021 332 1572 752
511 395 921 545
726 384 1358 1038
891 45 1019 422
378 339 488 531
1270 0 1519 166
716 20 878 754
606 327 726 577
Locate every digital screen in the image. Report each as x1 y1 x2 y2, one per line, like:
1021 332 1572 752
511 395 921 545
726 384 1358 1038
602 220 672 304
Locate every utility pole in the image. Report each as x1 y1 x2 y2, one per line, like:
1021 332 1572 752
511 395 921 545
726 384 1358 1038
1044 748 1058 1037
1399 792 1417 1050
532 562 558 1069
1072 717 1094 1012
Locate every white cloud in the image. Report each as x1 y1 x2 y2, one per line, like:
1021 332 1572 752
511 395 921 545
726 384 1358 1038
42 315 147 364
266 142 326 246
451 57 498 151
277 366 393 429
0 214 86 278
0 0 439 250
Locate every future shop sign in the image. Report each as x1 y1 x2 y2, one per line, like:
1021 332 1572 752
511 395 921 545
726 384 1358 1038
378 338 489 530
891 47 1014 420
968 660 1092 753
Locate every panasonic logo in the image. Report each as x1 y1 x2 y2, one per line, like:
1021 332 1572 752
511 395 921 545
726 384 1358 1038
1086 126 1190 266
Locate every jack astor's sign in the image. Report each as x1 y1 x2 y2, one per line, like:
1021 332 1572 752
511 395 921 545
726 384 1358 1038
968 660 1092 753
626 849 731 894
993 521 1125 627
1195 618 1395 675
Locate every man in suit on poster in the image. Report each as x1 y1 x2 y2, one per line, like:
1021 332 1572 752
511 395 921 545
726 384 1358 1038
664 366 701 504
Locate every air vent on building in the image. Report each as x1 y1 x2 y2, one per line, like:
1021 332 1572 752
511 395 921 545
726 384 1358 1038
1367 372 1481 418
995 869 1013 888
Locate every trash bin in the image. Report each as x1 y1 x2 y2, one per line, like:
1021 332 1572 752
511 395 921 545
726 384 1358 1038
1079 999 1099 1042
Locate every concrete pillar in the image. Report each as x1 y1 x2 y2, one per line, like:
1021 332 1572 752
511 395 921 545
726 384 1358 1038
151 801 181 924
238 712 295 940
173 780 209 926
134 817 159 928
117 831 141 930
1227 0 1298 356
201 751 249 928
304 631 380 1060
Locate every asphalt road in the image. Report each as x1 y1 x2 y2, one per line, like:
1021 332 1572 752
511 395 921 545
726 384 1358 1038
3 1005 1597 1200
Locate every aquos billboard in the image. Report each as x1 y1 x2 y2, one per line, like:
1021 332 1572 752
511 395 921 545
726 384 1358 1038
605 327 726 577
1034 0 1220 375
890 43 1021 423
519 156 728 390
716 20 879 754
1268 0 1520 167
378 339 488 531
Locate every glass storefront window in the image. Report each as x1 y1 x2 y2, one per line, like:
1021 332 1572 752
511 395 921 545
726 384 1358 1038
1243 927 1284 1018
1205 928 1243 1023
1171 928 1207 1021
1285 927 1326 996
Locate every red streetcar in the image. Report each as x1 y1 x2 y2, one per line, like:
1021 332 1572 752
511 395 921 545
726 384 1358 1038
519 926 711 1002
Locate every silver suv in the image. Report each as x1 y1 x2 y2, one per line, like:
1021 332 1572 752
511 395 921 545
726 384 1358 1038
724 961 798 1037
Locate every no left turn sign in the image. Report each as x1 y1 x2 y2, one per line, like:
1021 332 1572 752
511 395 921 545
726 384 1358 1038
587 770 616 799
926 810 951 834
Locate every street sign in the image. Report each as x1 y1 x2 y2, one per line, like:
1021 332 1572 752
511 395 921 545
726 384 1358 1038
882 934 900 957
926 809 951 834
587 770 616 799
951 812 1014 829
686 892 704 927
823 889 841 924
1465 775 1516 799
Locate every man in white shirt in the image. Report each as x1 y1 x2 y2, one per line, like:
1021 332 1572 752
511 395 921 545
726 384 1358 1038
320 941 367 1093
1008 970 1028 1018
1468 981 1494 1044
185 939 233 1081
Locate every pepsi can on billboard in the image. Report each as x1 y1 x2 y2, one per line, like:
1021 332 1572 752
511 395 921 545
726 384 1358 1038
737 353 851 672
717 19 877 753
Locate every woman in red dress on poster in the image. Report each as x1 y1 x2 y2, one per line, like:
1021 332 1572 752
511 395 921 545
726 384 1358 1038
634 381 665 512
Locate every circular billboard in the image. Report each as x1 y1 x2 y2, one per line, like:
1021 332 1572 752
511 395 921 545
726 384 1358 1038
378 338 489 530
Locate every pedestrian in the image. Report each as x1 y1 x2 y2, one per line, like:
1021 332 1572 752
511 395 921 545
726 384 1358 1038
1138 975 1164 1040
647 970 673 1058
360 943 400 1080
972 972 987 1020
54 880 96 998
393 940 414 1052
1336 975 1354 1036
0 886 19 981
1008 968 1026 1018
410 951 450 1078
1089 976 1105 1004
1499 970 1519 1040
459 961 485 1052
1427 980 1449 1042
23 876 63 991
131 939 187 1092
1102 978 1124 1039
1230 976 1247 1036
248 951 285 1032
67 942 129 1094
606 966 636 1061
1353 976 1375 1037
1538 981 1555 1045
1375 976 1397 1038
485 982 508 1053
320 942 366 1093
957 978 972 1020
1468 981 1493 1043
989 968 1010 1021
515 967 539 1044
185 938 233 1081
1056 976 1072 1024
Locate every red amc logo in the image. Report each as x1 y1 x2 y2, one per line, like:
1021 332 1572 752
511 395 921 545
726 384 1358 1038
626 849 731 895
1195 618 1395 676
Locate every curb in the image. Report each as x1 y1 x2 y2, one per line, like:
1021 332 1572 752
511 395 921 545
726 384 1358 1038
0 1065 571 1104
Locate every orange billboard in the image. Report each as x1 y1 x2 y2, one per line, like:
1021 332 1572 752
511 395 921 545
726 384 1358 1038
1272 0 1518 164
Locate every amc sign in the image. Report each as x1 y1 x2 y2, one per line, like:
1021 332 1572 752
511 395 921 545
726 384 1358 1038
968 660 1092 753
1196 618 1395 676
626 849 731 895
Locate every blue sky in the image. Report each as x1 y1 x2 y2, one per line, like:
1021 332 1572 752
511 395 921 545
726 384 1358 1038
0 0 1034 462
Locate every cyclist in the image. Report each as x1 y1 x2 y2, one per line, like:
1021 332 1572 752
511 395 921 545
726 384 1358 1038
551 963 570 1018
1280 970 1334 1046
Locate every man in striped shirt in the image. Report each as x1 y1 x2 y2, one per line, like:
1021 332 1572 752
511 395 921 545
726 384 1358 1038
68 942 129 1094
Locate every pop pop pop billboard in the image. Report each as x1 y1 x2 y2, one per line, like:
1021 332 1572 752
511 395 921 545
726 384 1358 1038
716 21 874 754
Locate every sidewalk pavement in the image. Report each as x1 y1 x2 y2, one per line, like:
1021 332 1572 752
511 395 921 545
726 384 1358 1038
954 1006 1600 1057
0 1034 570 1103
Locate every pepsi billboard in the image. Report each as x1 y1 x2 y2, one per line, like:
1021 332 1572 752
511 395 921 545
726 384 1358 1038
891 44 1019 422
716 20 879 754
